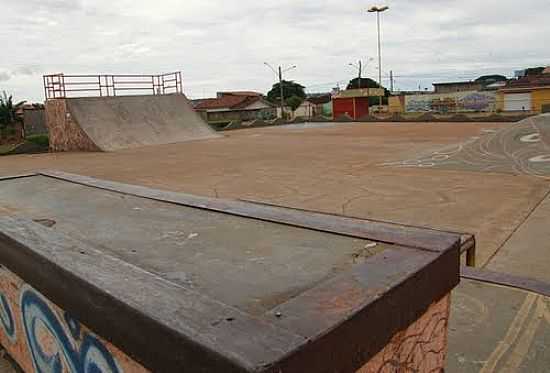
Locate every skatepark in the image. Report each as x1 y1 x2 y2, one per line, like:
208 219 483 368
1 76 550 372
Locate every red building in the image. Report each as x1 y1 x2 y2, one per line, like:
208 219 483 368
332 88 384 120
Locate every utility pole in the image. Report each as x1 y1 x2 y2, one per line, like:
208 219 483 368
390 70 394 92
358 60 362 88
350 59 370 89
278 66 284 118
264 63 297 119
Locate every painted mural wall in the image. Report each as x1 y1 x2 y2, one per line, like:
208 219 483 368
405 91 497 113
0 267 149 373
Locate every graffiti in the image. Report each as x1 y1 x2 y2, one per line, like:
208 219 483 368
0 293 16 342
0 268 148 373
405 91 496 113
380 118 550 178
461 92 495 111
20 287 121 373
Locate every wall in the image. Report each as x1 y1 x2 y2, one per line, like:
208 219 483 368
294 101 315 118
0 250 452 373
23 108 48 136
532 88 550 113
434 82 481 94
355 97 370 118
45 99 100 152
292 102 332 118
207 108 277 123
495 91 505 112
388 96 404 113
333 98 355 119
321 102 333 116
333 98 370 120
405 91 496 113
0 267 148 373
357 295 450 372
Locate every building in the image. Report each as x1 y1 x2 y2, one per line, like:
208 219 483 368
433 81 482 94
496 70 550 112
292 100 315 118
193 92 276 124
292 95 332 118
332 88 384 120
308 95 333 117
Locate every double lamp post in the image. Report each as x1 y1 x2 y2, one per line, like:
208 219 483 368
368 5 389 108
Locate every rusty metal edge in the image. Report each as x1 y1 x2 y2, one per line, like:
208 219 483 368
262 244 460 373
37 170 462 253
241 198 477 263
461 267 550 298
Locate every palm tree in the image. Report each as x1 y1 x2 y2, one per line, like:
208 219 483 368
0 91 26 129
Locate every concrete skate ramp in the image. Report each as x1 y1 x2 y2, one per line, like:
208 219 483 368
66 94 219 151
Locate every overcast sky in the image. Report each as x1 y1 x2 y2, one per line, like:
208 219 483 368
1 0 549 102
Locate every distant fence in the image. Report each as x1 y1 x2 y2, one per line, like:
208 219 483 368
43 72 183 100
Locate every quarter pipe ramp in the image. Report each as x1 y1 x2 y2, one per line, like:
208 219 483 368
45 94 220 152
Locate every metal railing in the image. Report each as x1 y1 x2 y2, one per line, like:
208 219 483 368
43 72 183 100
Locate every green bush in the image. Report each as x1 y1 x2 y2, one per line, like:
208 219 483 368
26 134 49 147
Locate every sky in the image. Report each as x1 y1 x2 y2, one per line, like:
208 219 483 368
1 0 549 102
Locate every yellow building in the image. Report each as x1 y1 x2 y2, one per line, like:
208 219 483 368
497 87 550 113
532 87 550 112
498 71 550 113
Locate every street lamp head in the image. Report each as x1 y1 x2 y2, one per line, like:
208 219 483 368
368 5 389 12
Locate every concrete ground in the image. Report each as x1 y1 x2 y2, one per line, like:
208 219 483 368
449 280 550 373
1 119 550 371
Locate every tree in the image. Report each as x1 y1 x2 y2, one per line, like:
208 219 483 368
347 77 382 90
267 80 306 103
0 91 25 129
285 96 303 112
347 78 390 105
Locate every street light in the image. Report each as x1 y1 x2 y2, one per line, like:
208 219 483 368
264 62 297 119
368 5 389 109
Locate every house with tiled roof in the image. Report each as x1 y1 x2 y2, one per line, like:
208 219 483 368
194 92 276 124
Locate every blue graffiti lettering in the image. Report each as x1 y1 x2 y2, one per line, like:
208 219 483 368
0 293 16 342
20 287 120 373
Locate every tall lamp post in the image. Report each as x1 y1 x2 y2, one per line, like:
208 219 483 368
368 5 389 109
264 63 297 119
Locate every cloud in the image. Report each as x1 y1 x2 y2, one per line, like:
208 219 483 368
0 71 11 82
0 0 548 101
